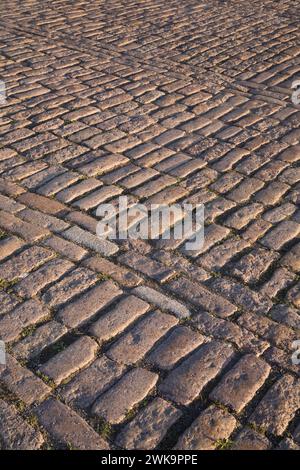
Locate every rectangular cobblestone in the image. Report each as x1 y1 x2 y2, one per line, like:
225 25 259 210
250 375 300 436
147 326 206 370
118 252 175 283
261 221 300 250
60 355 125 410
0 245 54 281
41 267 98 308
0 399 44 450
13 320 68 360
0 210 50 242
0 353 51 404
56 178 103 203
0 236 24 262
35 398 109 449
132 285 191 319
89 295 149 342
83 255 142 287
40 336 98 385
0 299 49 342
92 368 158 424
210 355 271 412
115 397 182 449
42 235 87 261
175 405 236 450
159 341 235 405
107 310 178 365
62 225 119 256
15 258 73 298
168 277 237 318
58 281 122 328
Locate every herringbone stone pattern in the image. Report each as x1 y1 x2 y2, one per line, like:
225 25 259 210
0 0 300 450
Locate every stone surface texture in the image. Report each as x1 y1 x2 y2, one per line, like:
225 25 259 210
0 0 300 450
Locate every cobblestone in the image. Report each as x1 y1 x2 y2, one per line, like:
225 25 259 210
60 356 125 410
0 299 49 343
13 321 68 361
147 326 205 370
175 405 236 450
159 341 235 405
107 310 177 365
250 375 300 436
89 295 149 342
40 336 98 385
0 400 44 450
115 398 181 449
1 0 300 450
41 267 98 308
14 258 73 298
58 281 122 328
210 355 271 412
35 398 109 449
92 368 158 424
232 428 271 450
0 354 51 405
168 277 237 318
0 246 53 281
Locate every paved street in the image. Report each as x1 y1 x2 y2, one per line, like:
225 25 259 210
0 0 300 450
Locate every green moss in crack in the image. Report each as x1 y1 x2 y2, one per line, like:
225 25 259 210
215 438 233 450
96 419 112 439
0 278 18 291
0 231 7 240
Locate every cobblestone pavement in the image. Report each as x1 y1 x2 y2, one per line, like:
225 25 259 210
0 0 300 451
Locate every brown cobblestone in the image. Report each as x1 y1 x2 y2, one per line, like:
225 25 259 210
107 310 178 365
0 353 51 404
0 299 50 342
36 398 109 449
13 321 68 361
261 221 300 250
41 267 98 308
83 255 142 287
0 210 50 242
250 375 300 436
40 336 98 385
58 281 122 328
0 399 44 450
92 368 158 424
232 428 271 450
1 0 300 450
119 252 175 283
175 405 236 450
115 398 181 449
210 355 271 412
0 236 24 262
168 277 237 318
42 235 88 261
60 355 125 410
159 341 235 405
90 295 149 342
147 326 205 370
18 192 68 216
